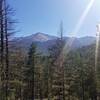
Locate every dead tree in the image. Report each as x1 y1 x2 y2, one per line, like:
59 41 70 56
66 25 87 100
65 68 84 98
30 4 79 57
0 0 15 99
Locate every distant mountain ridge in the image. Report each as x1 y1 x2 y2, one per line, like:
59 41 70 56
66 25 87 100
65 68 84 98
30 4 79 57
13 32 96 54
14 32 57 42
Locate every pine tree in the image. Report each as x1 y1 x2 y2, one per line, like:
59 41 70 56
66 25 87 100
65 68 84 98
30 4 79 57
26 43 36 100
24 43 43 100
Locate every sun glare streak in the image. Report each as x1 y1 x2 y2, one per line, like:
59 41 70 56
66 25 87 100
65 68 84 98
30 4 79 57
95 24 100 72
95 36 99 72
56 0 95 65
63 0 95 55
74 0 95 35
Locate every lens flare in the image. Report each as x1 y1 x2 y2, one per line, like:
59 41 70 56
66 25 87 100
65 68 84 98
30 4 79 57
63 0 95 55
56 0 95 66
95 24 100 72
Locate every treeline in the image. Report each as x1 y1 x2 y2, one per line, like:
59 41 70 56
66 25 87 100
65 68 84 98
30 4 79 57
21 39 98 100
1 38 99 100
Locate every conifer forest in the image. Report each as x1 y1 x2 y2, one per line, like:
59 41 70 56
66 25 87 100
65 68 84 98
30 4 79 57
0 0 100 100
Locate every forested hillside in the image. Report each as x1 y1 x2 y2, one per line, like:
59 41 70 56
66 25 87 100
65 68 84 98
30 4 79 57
6 39 100 100
12 33 95 55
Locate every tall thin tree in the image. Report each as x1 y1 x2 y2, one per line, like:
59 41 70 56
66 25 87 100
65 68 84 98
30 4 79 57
0 0 15 99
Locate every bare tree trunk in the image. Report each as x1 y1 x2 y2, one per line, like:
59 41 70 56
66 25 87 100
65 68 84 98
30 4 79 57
4 0 9 99
0 0 5 99
81 76 85 100
31 80 34 100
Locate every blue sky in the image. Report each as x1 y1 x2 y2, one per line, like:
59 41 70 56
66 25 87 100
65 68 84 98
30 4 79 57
9 0 100 37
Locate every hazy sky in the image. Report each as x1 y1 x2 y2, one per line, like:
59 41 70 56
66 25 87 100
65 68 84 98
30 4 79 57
9 0 100 37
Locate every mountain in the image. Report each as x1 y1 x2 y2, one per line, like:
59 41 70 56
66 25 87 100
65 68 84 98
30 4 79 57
12 33 96 55
14 32 57 42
